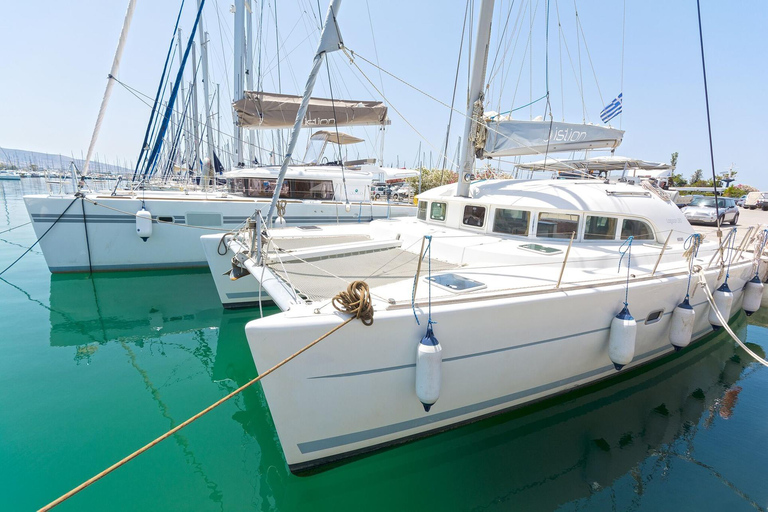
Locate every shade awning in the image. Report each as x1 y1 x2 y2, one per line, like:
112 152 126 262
234 91 389 129
310 130 364 145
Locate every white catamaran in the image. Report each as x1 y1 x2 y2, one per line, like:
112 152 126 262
208 0 768 472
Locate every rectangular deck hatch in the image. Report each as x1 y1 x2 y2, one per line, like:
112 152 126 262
426 273 486 292
519 243 562 255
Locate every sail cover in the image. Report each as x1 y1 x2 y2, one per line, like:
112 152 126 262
234 91 389 129
482 120 624 158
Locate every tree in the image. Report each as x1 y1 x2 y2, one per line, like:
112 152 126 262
690 169 704 185
670 152 678 168
670 173 688 187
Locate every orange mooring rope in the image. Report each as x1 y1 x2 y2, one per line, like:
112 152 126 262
38 281 373 511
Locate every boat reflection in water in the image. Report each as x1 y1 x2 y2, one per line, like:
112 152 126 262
43 272 763 510
269 316 763 511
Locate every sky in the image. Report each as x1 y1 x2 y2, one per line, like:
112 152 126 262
1 0 766 188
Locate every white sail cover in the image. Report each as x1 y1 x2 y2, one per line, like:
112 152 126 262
482 120 624 158
234 91 389 129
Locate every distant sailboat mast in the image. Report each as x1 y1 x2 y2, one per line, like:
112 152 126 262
81 0 138 177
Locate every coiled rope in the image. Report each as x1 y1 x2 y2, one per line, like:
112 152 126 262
38 282 373 511
332 280 374 326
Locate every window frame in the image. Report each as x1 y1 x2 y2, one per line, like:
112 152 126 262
461 204 488 230
417 200 428 221
491 207 531 237
534 211 581 240
430 201 448 222
583 214 619 241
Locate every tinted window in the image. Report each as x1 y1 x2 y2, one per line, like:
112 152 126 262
537 212 579 239
430 202 447 221
621 219 654 240
462 205 486 227
585 216 617 240
417 201 427 221
493 208 530 235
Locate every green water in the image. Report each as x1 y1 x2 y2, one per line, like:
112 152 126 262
2 179 768 511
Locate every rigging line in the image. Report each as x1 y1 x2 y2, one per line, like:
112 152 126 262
324 56 350 208
695 0 721 222
133 0 186 181
509 0 540 114
491 0 528 112
343 49 460 171
346 48 585 174
575 8 604 106
574 0 584 122
545 0 550 98
365 0 386 96
620 0 626 129
487 0 517 86
557 0 563 120
441 0 471 183
554 0 587 121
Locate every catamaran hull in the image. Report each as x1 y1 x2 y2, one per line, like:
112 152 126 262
245 262 754 472
23 194 414 273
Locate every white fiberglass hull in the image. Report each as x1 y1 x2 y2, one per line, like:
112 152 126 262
23 193 414 273
245 262 754 472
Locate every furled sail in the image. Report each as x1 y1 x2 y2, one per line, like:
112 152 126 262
481 119 624 158
233 91 389 129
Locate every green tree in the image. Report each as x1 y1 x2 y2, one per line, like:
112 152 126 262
690 169 704 184
670 152 678 168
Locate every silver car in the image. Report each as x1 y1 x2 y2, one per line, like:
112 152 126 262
682 196 739 225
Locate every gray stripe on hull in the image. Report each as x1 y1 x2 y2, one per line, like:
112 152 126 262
297 322 720 454
225 291 269 299
50 261 208 273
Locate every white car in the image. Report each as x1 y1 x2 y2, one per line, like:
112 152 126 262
682 196 739 225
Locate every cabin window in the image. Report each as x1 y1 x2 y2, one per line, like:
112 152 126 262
233 178 333 200
493 208 530 235
462 205 486 227
621 219 654 240
430 202 447 221
536 212 579 239
584 216 618 240
417 201 428 220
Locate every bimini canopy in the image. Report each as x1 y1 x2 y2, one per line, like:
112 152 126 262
234 91 389 129
517 156 673 173
482 120 624 158
310 130 364 145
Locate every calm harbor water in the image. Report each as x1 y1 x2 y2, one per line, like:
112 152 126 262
2 179 768 511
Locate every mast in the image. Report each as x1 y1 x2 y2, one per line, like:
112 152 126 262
82 0 138 176
455 0 495 197
177 29 189 174
265 0 343 223
233 0 246 166
190 41 201 176
197 0 216 183
245 0 256 165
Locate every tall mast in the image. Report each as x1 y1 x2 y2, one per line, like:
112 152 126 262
455 0 495 197
233 0 246 166
197 0 216 182
245 0 256 165
265 0 343 222
190 41 201 175
177 29 189 173
82 0 138 176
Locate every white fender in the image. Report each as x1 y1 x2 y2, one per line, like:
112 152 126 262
609 306 636 371
743 276 763 316
273 216 288 227
136 208 152 242
708 282 733 330
415 325 442 412
669 298 695 351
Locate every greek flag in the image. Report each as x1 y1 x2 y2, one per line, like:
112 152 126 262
600 93 623 123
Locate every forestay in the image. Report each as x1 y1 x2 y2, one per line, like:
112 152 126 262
233 92 389 129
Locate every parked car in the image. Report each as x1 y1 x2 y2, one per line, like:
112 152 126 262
743 191 768 210
370 184 392 200
736 195 747 207
391 185 413 202
681 196 739 225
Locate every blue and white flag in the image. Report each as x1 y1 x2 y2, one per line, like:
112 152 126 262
600 93 623 123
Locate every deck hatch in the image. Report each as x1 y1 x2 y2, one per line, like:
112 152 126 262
426 273 486 292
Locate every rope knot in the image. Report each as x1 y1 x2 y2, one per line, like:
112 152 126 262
332 280 374 326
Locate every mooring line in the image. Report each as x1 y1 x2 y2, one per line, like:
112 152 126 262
38 281 374 511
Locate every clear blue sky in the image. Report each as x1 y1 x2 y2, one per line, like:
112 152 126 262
1 1 766 187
